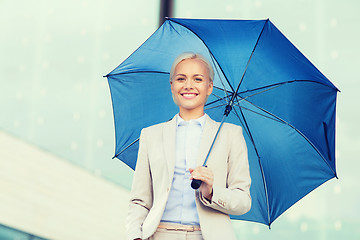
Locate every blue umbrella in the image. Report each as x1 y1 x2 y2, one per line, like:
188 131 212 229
105 18 338 227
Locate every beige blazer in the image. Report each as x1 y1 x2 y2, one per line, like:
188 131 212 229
126 115 251 240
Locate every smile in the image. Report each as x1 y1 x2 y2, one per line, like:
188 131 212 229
181 93 198 99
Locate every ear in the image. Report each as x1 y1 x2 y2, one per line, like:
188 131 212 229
170 79 173 88
207 80 213 96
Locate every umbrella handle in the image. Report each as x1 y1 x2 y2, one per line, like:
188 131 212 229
191 179 202 189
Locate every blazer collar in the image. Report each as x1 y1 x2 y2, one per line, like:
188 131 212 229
163 116 177 182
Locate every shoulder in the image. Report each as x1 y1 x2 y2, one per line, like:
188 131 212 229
220 123 244 140
223 122 243 131
141 117 175 134
143 121 169 131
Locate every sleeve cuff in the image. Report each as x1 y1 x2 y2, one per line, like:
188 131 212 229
199 185 218 206
199 185 228 209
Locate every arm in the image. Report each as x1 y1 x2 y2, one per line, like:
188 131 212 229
126 129 153 240
197 126 251 215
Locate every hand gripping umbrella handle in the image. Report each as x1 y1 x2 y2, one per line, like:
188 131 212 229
191 165 207 190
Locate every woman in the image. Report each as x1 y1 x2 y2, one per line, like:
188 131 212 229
126 52 251 240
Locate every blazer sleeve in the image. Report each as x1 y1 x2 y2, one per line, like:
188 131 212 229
126 129 153 240
199 125 251 215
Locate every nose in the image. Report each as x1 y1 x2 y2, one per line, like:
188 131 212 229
184 79 193 89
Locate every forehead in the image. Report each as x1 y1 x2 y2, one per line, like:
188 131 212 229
175 58 209 74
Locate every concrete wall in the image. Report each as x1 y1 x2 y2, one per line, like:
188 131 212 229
0 130 130 240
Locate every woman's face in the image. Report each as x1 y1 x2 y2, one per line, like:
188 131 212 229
171 58 213 117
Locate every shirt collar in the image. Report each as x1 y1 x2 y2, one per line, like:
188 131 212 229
176 113 207 129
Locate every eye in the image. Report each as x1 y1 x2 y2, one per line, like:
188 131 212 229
176 77 186 81
194 77 203 82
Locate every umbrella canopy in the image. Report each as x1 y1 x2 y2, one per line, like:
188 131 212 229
105 18 338 227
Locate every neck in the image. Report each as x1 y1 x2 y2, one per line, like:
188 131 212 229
179 108 205 121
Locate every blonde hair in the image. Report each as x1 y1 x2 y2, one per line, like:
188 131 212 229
169 52 214 82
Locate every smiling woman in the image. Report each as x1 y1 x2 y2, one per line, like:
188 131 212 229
126 52 251 240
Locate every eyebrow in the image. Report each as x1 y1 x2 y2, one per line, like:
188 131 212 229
175 74 205 77
175 74 186 77
193 74 205 77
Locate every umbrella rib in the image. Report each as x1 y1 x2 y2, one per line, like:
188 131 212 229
114 117 174 159
213 85 232 93
235 83 284 104
205 98 225 108
105 70 169 77
204 103 227 111
229 19 269 106
211 93 226 101
233 104 283 124
237 79 339 96
205 91 230 108
232 105 257 150
232 97 272 227
240 98 337 177
113 138 139 159
210 81 332 113
209 54 230 105
233 81 338 117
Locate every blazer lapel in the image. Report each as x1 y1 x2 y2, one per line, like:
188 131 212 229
197 116 220 166
163 117 177 182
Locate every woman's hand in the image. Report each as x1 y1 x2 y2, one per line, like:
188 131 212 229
189 166 214 200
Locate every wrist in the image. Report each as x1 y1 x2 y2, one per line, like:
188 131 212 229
204 188 213 201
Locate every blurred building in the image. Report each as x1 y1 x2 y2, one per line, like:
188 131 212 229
0 131 129 239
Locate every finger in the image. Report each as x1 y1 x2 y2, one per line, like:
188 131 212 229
191 167 212 178
190 173 203 180
189 167 202 177
200 172 214 184
197 168 213 178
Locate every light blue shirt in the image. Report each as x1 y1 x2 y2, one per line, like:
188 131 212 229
160 114 206 225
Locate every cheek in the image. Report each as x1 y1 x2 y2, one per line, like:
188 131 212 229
171 82 179 92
